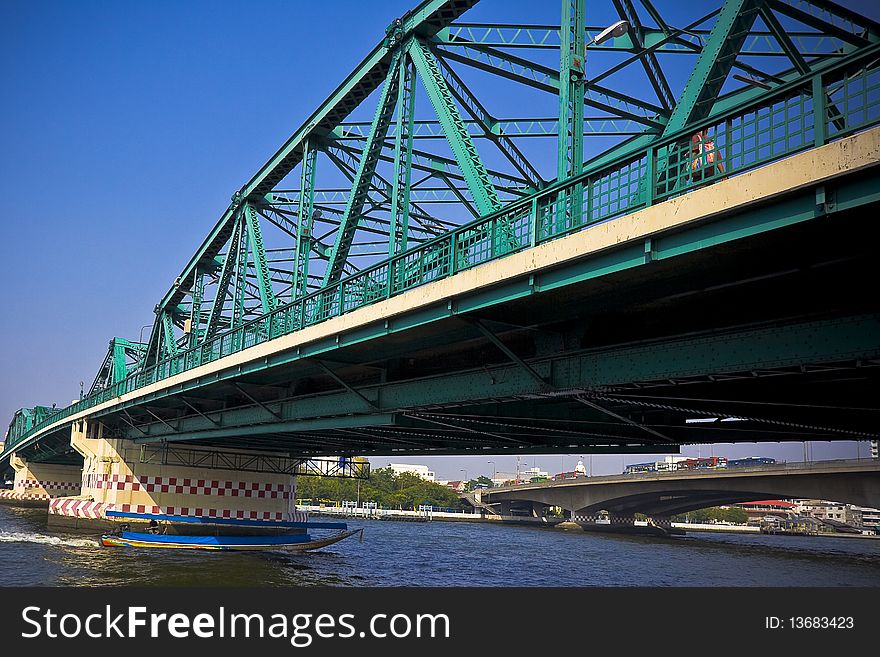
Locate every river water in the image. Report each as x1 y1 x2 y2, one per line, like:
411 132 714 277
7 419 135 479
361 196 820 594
1 504 879 586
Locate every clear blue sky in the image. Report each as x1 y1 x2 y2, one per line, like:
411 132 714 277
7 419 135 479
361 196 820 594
1 0 874 480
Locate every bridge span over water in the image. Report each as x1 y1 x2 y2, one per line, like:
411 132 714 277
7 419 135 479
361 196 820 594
482 459 880 527
2 0 879 528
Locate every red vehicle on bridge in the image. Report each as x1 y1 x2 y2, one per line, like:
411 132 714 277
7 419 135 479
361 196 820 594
676 456 728 470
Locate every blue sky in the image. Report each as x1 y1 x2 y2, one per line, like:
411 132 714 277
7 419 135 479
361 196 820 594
1 0 875 480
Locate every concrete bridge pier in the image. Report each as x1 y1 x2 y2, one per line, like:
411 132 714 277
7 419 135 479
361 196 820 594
47 419 304 532
572 512 677 536
0 453 81 504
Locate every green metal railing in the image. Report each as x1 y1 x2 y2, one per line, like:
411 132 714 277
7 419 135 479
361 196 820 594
6 49 879 452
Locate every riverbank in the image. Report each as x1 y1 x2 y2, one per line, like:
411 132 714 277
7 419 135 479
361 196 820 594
299 506 880 538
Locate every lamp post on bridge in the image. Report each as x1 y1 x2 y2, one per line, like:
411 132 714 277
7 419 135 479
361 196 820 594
487 461 495 486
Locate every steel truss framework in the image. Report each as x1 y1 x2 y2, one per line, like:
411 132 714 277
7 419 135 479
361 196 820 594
5 0 880 458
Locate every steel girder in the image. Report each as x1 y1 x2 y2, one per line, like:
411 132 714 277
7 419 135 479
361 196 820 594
390 56 416 257
293 139 318 302
661 0 761 137
409 38 501 215
120 312 880 445
323 50 404 286
89 338 147 395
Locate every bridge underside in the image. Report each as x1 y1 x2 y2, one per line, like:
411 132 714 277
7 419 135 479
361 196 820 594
14 167 877 464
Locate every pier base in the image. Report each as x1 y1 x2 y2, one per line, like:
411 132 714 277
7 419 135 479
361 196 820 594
0 453 81 504
48 420 305 532
572 513 682 536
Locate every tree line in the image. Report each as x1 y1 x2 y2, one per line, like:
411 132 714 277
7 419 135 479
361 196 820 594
672 507 750 524
296 467 462 509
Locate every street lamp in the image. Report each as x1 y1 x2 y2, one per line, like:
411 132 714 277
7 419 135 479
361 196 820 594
589 20 630 47
487 461 496 485
138 323 154 345
460 469 468 490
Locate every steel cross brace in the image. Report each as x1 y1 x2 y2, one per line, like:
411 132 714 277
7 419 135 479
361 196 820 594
469 318 675 443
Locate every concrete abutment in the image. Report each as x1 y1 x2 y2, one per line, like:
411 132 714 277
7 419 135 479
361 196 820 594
46 420 305 532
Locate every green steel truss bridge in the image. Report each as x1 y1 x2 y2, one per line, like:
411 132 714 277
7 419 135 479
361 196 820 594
4 0 880 468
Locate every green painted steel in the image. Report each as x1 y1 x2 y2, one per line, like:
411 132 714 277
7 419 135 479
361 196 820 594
203 214 240 340
661 0 760 137
390 55 416 257
409 38 501 215
614 0 674 111
232 210 249 330
160 311 178 360
188 269 204 349
323 49 403 285
243 202 277 315
558 0 586 185
7 0 880 458
114 313 880 443
89 338 148 395
293 139 317 303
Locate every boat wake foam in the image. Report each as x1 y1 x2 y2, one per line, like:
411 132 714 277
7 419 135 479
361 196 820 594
0 531 99 548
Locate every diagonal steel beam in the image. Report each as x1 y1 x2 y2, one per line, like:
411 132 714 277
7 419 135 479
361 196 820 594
661 0 761 137
243 202 277 315
157 1 479 318
409 37 501 216
323 50 403 286
230 382 282 420
179 397 221 427
613 0 675 112
470 318 675 443
771 0 875 47
312 360 381 412
433 50 545 190
759 4 809 75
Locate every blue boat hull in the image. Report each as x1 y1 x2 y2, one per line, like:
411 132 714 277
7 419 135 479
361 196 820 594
101 528 363 551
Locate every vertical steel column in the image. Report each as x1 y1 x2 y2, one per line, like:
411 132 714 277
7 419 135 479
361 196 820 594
188 268 203 349
293 139 317 303
558 0 586 230
390 54 416 259
232 211 250 330
160 311 178 359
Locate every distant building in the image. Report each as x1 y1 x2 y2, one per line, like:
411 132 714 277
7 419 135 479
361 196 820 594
851 506 880 531
444 480 466 493
794 499 863 527
387 463 435 482
520 466 550 481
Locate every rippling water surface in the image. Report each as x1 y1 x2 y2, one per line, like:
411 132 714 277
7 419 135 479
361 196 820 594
1 504 879 586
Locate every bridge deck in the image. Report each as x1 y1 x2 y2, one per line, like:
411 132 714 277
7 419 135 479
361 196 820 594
4 125 879 461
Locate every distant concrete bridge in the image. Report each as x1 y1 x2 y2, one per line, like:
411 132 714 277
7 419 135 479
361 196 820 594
481 460 880 528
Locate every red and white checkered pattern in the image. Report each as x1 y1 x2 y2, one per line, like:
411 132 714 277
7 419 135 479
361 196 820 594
112 505 308 523
49 498 113 519
46 496 308 523
87 474 292 499
16 479 79 491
